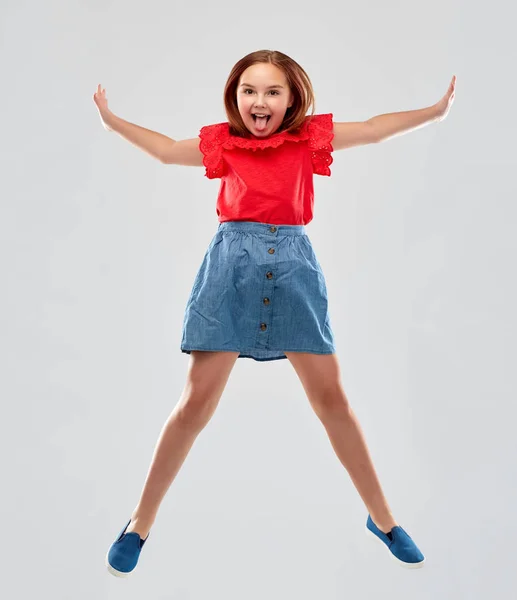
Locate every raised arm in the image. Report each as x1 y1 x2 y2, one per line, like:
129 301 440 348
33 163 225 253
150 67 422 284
333 76 457 149
332 105 442 149
333 76 456 149
93 84 203 166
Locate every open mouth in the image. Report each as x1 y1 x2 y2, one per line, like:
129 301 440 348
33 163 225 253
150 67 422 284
252 115 271 122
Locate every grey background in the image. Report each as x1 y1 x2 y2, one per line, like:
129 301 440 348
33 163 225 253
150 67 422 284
2 0 515 598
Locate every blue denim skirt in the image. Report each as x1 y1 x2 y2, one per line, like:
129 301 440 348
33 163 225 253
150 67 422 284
181 221 336 362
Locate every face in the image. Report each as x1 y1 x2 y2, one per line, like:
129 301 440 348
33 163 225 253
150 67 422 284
236 63 294 137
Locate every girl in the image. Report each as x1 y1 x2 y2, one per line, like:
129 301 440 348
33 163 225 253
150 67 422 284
95 49 456 577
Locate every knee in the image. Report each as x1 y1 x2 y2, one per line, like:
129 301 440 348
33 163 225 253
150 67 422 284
175 391 219 430
310 382 351 418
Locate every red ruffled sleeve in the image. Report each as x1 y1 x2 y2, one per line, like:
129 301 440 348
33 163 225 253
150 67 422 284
198 122 229 179
306 113 334 176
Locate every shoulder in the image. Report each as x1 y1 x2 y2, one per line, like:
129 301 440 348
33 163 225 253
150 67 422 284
304 114 334 176
304 113 334 143
199 122 230 144
204 113 335 150
198 122 230 179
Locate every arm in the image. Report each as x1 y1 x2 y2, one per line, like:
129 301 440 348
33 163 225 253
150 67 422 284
104 112 179 163
105 112 204 166
333 76 456 148
367 104 441 143
367 77 456 143
332 104 440 150
93 85 204 165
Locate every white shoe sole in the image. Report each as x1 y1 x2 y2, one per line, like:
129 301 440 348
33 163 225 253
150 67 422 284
105 550 132 578
365 526 425 569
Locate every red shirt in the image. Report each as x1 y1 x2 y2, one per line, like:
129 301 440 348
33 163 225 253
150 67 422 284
198 113 334 225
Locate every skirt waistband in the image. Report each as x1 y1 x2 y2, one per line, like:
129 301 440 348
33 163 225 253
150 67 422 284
217 221 306 236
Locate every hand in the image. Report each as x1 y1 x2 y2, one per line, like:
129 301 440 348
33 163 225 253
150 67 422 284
434 75 456 122
93 84 114 131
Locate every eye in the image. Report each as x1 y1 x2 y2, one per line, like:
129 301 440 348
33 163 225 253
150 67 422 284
243 89 280 95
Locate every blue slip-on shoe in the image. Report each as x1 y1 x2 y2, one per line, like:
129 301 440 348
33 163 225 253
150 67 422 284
105 519 150 577
366 514 425 569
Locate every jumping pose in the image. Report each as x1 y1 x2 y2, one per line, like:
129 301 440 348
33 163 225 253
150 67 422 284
94 49 456 577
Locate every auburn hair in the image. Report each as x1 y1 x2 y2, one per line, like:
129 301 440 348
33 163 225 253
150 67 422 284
223 49 316 138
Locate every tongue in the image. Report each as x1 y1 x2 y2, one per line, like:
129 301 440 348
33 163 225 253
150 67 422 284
254 116 269 131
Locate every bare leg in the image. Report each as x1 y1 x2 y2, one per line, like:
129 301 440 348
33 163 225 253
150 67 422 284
285 352 397 533
319 403 397 532
125 351 240 538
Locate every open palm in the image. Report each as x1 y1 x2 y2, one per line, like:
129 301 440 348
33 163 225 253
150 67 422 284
435 76 456 122
93 84 113 131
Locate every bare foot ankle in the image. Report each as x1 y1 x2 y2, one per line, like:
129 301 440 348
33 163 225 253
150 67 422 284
126 518 152 539
373 518 398 534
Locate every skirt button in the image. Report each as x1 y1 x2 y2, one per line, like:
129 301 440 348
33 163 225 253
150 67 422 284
263 297 270 305
266 271 273 279
260 323 267 331
268 248 275 254
269 226 277 233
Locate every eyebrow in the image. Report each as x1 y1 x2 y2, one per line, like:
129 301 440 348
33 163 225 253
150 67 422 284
239 83 285 89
